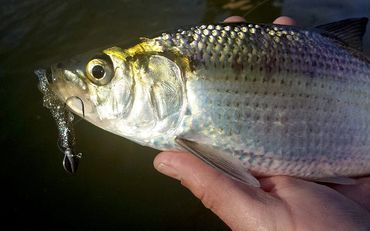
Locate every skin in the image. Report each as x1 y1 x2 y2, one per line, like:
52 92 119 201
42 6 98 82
153 16 370 231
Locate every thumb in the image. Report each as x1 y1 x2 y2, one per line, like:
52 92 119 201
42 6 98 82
154 152 279 231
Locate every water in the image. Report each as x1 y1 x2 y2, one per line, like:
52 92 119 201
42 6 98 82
1 0 369 230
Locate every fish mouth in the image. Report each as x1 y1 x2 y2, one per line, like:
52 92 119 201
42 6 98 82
65 96 86 118
46 64 91 118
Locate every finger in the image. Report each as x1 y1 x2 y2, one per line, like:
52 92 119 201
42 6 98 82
223 15 295 25
273 16 296 25
331 177 370 212
223 16 246 23
154 152 281 231
260 176 370 230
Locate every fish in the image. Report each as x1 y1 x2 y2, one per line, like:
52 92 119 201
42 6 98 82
37 18 370 187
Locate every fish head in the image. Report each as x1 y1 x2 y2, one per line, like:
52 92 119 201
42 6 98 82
47 43 185 146
47 47 135 133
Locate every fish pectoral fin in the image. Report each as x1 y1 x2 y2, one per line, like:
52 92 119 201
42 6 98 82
175 137 260 187
314 176 357 185
315 17 368 51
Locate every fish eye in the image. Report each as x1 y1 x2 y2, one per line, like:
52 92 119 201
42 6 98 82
86 54 114 85
91 65 105 79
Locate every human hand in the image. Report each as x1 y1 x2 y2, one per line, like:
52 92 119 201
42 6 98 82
153 16 370 231
154 151 370 231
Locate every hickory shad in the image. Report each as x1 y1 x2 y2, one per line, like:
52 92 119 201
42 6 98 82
37 18 370 187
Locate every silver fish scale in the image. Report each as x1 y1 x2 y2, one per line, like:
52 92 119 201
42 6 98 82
155 23 370 178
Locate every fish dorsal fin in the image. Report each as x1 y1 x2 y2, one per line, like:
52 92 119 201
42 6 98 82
315 17 368 51
175 137 260 187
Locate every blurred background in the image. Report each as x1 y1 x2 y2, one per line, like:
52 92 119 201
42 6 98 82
1 0 369 230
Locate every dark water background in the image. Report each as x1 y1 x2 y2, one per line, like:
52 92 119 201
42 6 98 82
1 0 369 230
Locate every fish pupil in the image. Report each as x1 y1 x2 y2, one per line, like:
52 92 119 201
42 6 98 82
92 65 105 79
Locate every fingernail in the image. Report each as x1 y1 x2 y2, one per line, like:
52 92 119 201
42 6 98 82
155 162 180 180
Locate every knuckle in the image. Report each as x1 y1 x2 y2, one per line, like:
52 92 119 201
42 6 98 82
197 186 216 210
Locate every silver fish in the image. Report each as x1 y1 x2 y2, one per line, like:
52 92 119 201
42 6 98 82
38 18 370 186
